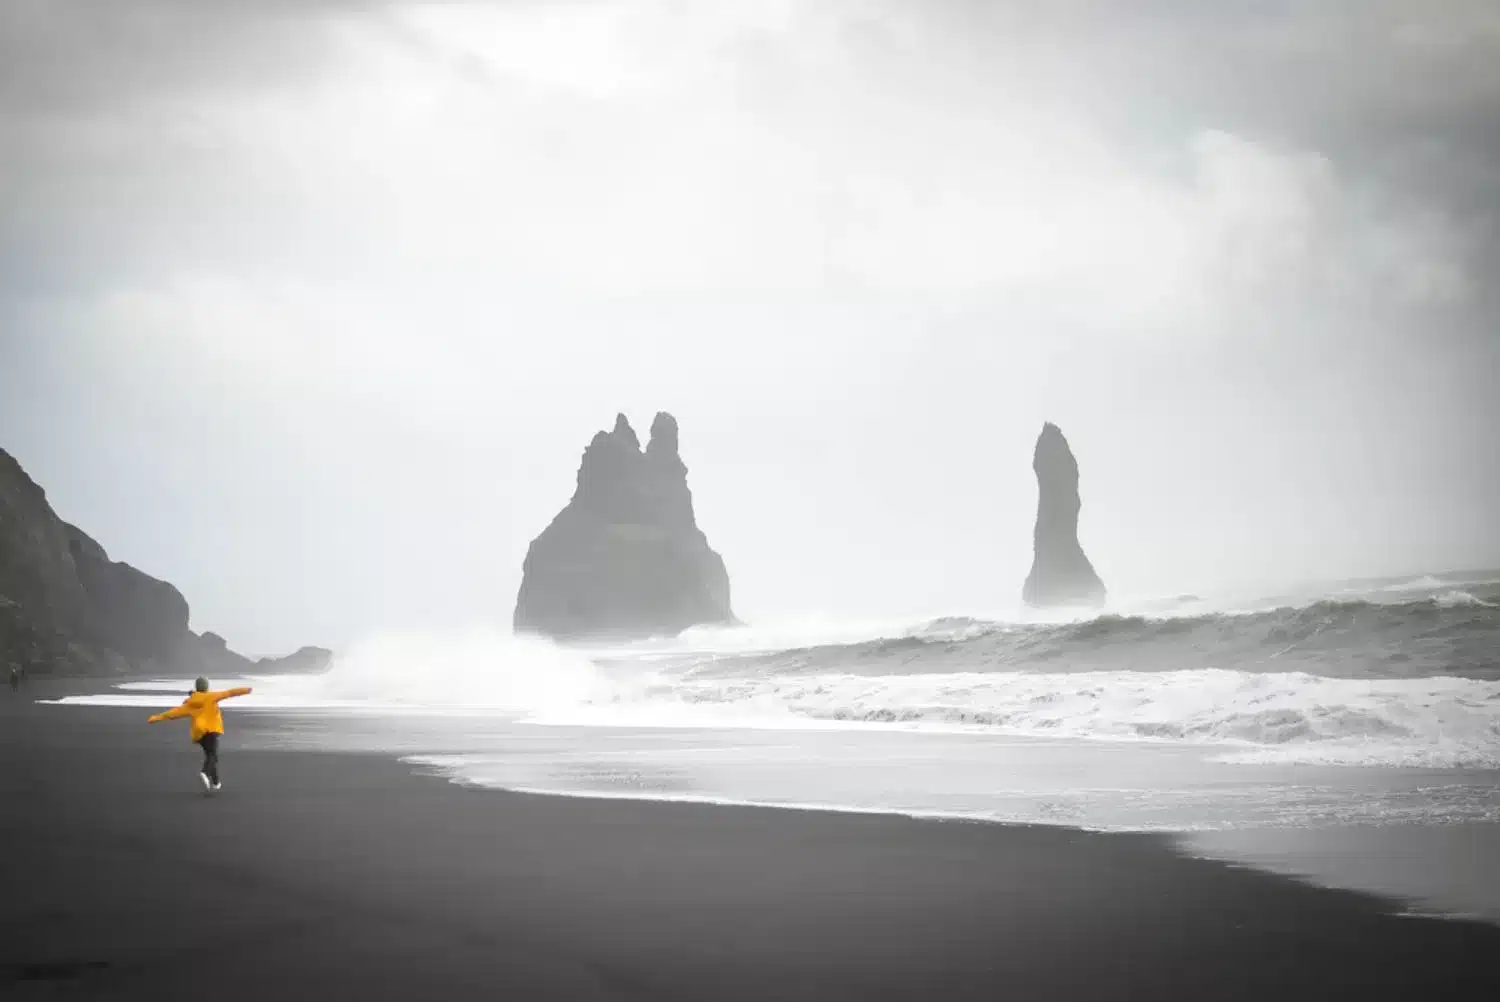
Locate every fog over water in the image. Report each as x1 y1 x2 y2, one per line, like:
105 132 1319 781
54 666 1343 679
3 1 1499 654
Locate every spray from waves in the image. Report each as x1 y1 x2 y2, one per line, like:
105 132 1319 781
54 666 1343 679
252 628 618 711
58 630 622 714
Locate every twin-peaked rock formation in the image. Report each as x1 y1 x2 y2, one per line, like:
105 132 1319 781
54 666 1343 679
515 413 735 641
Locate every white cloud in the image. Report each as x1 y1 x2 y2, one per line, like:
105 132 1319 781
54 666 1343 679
1185 131 1469 307
2 1 1474 321
134 1 1455 318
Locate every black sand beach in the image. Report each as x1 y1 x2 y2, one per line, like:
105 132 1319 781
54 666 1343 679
4 685 1498 1001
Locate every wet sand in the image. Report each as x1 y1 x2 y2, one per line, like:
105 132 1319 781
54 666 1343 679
3 687 1498 1000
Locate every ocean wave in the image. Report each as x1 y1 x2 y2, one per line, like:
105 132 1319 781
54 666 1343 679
1434 590 1494 609
684 585 1500 681
53 572 1500 772
531 667 1500 768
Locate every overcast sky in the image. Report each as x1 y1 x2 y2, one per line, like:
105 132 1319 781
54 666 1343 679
2 0 1497 653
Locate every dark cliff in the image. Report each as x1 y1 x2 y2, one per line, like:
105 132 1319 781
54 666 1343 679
64 522 190 664
1 446 326 675
514 412 734 640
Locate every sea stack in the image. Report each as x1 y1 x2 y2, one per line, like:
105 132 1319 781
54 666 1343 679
514 412 734 641
1022 423 1106 608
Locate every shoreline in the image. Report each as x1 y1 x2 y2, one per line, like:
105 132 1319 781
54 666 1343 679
36 675 1500 924
7 688 1500 998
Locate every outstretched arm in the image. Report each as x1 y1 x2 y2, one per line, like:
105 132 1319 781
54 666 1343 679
211 687 253 703
147 704 192 724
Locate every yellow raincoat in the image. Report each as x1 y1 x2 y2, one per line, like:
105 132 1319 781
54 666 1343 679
148 687 253 742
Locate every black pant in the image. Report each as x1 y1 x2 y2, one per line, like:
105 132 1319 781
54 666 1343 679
197 733 220 784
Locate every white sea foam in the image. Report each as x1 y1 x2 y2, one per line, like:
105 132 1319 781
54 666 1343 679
1378 575 1448 593
519 666 1500 768
51 629 615 715
299 628 611 709
1434 590 1492 609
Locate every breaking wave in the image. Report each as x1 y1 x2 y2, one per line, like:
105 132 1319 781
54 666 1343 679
550 573 1500 767
540 667 1500 769
674 580 1500 682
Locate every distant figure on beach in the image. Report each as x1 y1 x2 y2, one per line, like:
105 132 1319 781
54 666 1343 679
147 677 252 793
8 666 17 692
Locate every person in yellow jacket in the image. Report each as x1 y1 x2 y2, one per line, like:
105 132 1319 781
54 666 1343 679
148 677 253 792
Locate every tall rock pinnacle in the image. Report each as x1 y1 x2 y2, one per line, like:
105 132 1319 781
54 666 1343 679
514 412 735 640
1022 423 1106 608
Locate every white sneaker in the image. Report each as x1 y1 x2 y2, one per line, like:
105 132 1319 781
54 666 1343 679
211 782 222 792
199 773 212 792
